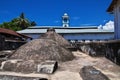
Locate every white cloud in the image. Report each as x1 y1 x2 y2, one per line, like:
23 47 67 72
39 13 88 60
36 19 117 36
98 25 103 29
98 21 114 30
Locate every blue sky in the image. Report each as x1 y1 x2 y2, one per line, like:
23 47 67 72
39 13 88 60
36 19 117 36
0 0 113 27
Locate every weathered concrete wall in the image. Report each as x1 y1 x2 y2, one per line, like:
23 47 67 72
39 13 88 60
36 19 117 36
0 41 26 51
0 75 48 80
0 34 26 51
77 40 120 65
23 33 114 41
0 34 5 51
4 41 26 50
105 41 120 65
78 42 106 57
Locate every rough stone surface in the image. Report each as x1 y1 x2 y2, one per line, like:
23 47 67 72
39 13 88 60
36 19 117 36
79 43 106 56
10 39 74 62
1 60 58 74
40 30 70 46
0 75 48 80
1 60 36 73
80 66 110 80
0 51 120 80
37 61 58 74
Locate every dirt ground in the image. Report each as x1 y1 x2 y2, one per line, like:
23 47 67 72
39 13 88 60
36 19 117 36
57 51 120 80
0 51 120 80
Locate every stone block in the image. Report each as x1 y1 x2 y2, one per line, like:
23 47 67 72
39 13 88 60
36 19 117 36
80 66 110 80
0 75 48 80
37 60 58 74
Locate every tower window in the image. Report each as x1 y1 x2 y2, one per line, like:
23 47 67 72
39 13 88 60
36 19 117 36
64 19 67 22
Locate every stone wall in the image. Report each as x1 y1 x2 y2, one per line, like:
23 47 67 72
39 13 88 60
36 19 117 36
3 41 26 50
0 34 27 51
78 42 106 57
77 40 120 65
0 34 5 51
105 41 120 65
0 75 48 80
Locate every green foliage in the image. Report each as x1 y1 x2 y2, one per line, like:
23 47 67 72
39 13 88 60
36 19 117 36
30 21 37 26
0 12 37 31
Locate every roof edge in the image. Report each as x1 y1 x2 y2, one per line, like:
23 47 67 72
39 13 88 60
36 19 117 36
28 26 98 29
107 0 118 12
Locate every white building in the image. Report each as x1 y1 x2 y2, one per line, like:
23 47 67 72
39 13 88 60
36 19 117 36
17 13 114 41
107 0 120 39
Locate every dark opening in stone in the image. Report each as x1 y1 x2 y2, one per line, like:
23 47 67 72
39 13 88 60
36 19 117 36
47 28 55 32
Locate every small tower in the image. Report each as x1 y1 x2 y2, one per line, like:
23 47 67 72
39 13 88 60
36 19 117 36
62 13 69 27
